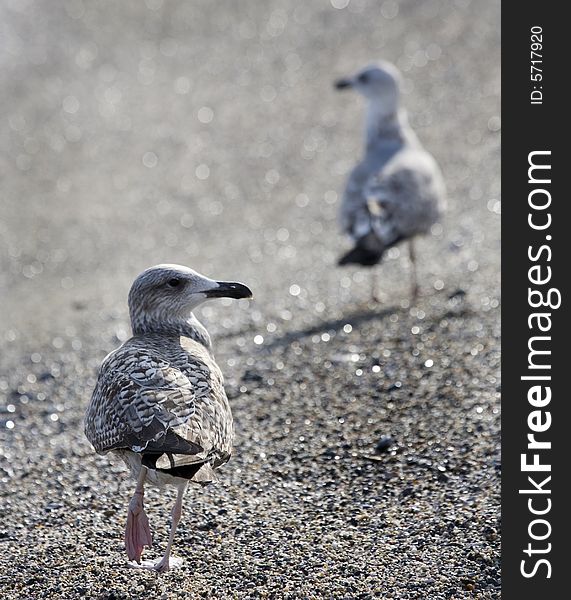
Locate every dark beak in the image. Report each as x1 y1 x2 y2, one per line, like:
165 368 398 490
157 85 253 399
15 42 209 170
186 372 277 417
205 281 253 300
334 78 352 90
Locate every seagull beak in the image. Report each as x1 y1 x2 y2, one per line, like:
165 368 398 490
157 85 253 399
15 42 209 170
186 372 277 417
205 281 253 300
334 78 353 90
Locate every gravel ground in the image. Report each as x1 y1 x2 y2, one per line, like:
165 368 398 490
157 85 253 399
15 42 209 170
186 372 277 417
0 1 500 598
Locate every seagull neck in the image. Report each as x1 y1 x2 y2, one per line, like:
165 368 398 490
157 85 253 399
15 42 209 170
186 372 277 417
131 312 212 349
364 106 413 153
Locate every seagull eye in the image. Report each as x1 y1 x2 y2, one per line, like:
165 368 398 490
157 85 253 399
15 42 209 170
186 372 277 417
167 278 181 288
358 73 369 84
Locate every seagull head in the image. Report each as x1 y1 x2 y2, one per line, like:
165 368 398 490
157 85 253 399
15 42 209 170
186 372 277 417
128 264 252 334
334 62 402 113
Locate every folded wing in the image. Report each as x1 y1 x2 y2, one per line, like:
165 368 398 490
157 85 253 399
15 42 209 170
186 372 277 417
85 347 206 460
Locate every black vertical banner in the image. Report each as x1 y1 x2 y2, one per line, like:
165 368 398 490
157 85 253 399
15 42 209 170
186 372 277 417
502 3 569 598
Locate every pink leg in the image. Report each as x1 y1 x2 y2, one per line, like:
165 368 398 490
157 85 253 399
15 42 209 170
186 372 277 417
154 484 186 573
125 466 152 563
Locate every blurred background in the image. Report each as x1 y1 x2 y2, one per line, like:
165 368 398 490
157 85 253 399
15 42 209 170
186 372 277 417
0 0 499 341
0 1 500 598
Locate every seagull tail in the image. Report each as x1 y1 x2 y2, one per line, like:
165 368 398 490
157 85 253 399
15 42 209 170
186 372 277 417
338 231 406 267
338 231 386 267
338 244 384 267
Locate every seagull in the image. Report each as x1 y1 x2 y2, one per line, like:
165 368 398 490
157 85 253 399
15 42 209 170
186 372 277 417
334 61 445 300
84 264 252 572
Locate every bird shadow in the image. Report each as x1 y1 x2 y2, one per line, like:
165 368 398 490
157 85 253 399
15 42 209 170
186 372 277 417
217 289 471 351
260 304 399 351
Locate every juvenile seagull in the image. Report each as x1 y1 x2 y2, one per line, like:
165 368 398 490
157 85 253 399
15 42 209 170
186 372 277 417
335 62 445 300
84 264 252 572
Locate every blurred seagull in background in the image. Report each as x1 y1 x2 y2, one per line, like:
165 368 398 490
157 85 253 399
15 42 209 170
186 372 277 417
334 61 445 301
85 264 252 572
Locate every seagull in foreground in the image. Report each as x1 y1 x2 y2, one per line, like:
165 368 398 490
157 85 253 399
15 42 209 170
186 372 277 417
334 61 445 300
84 264 252 572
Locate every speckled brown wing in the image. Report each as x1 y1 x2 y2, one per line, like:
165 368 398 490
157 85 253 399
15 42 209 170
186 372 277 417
84 341 205 458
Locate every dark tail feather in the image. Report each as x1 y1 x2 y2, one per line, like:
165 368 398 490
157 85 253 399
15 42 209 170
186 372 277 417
139 430 204 456
338 244 384 267
338 233 406 267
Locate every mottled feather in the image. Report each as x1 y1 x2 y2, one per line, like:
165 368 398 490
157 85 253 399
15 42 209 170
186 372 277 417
85 334 233 478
